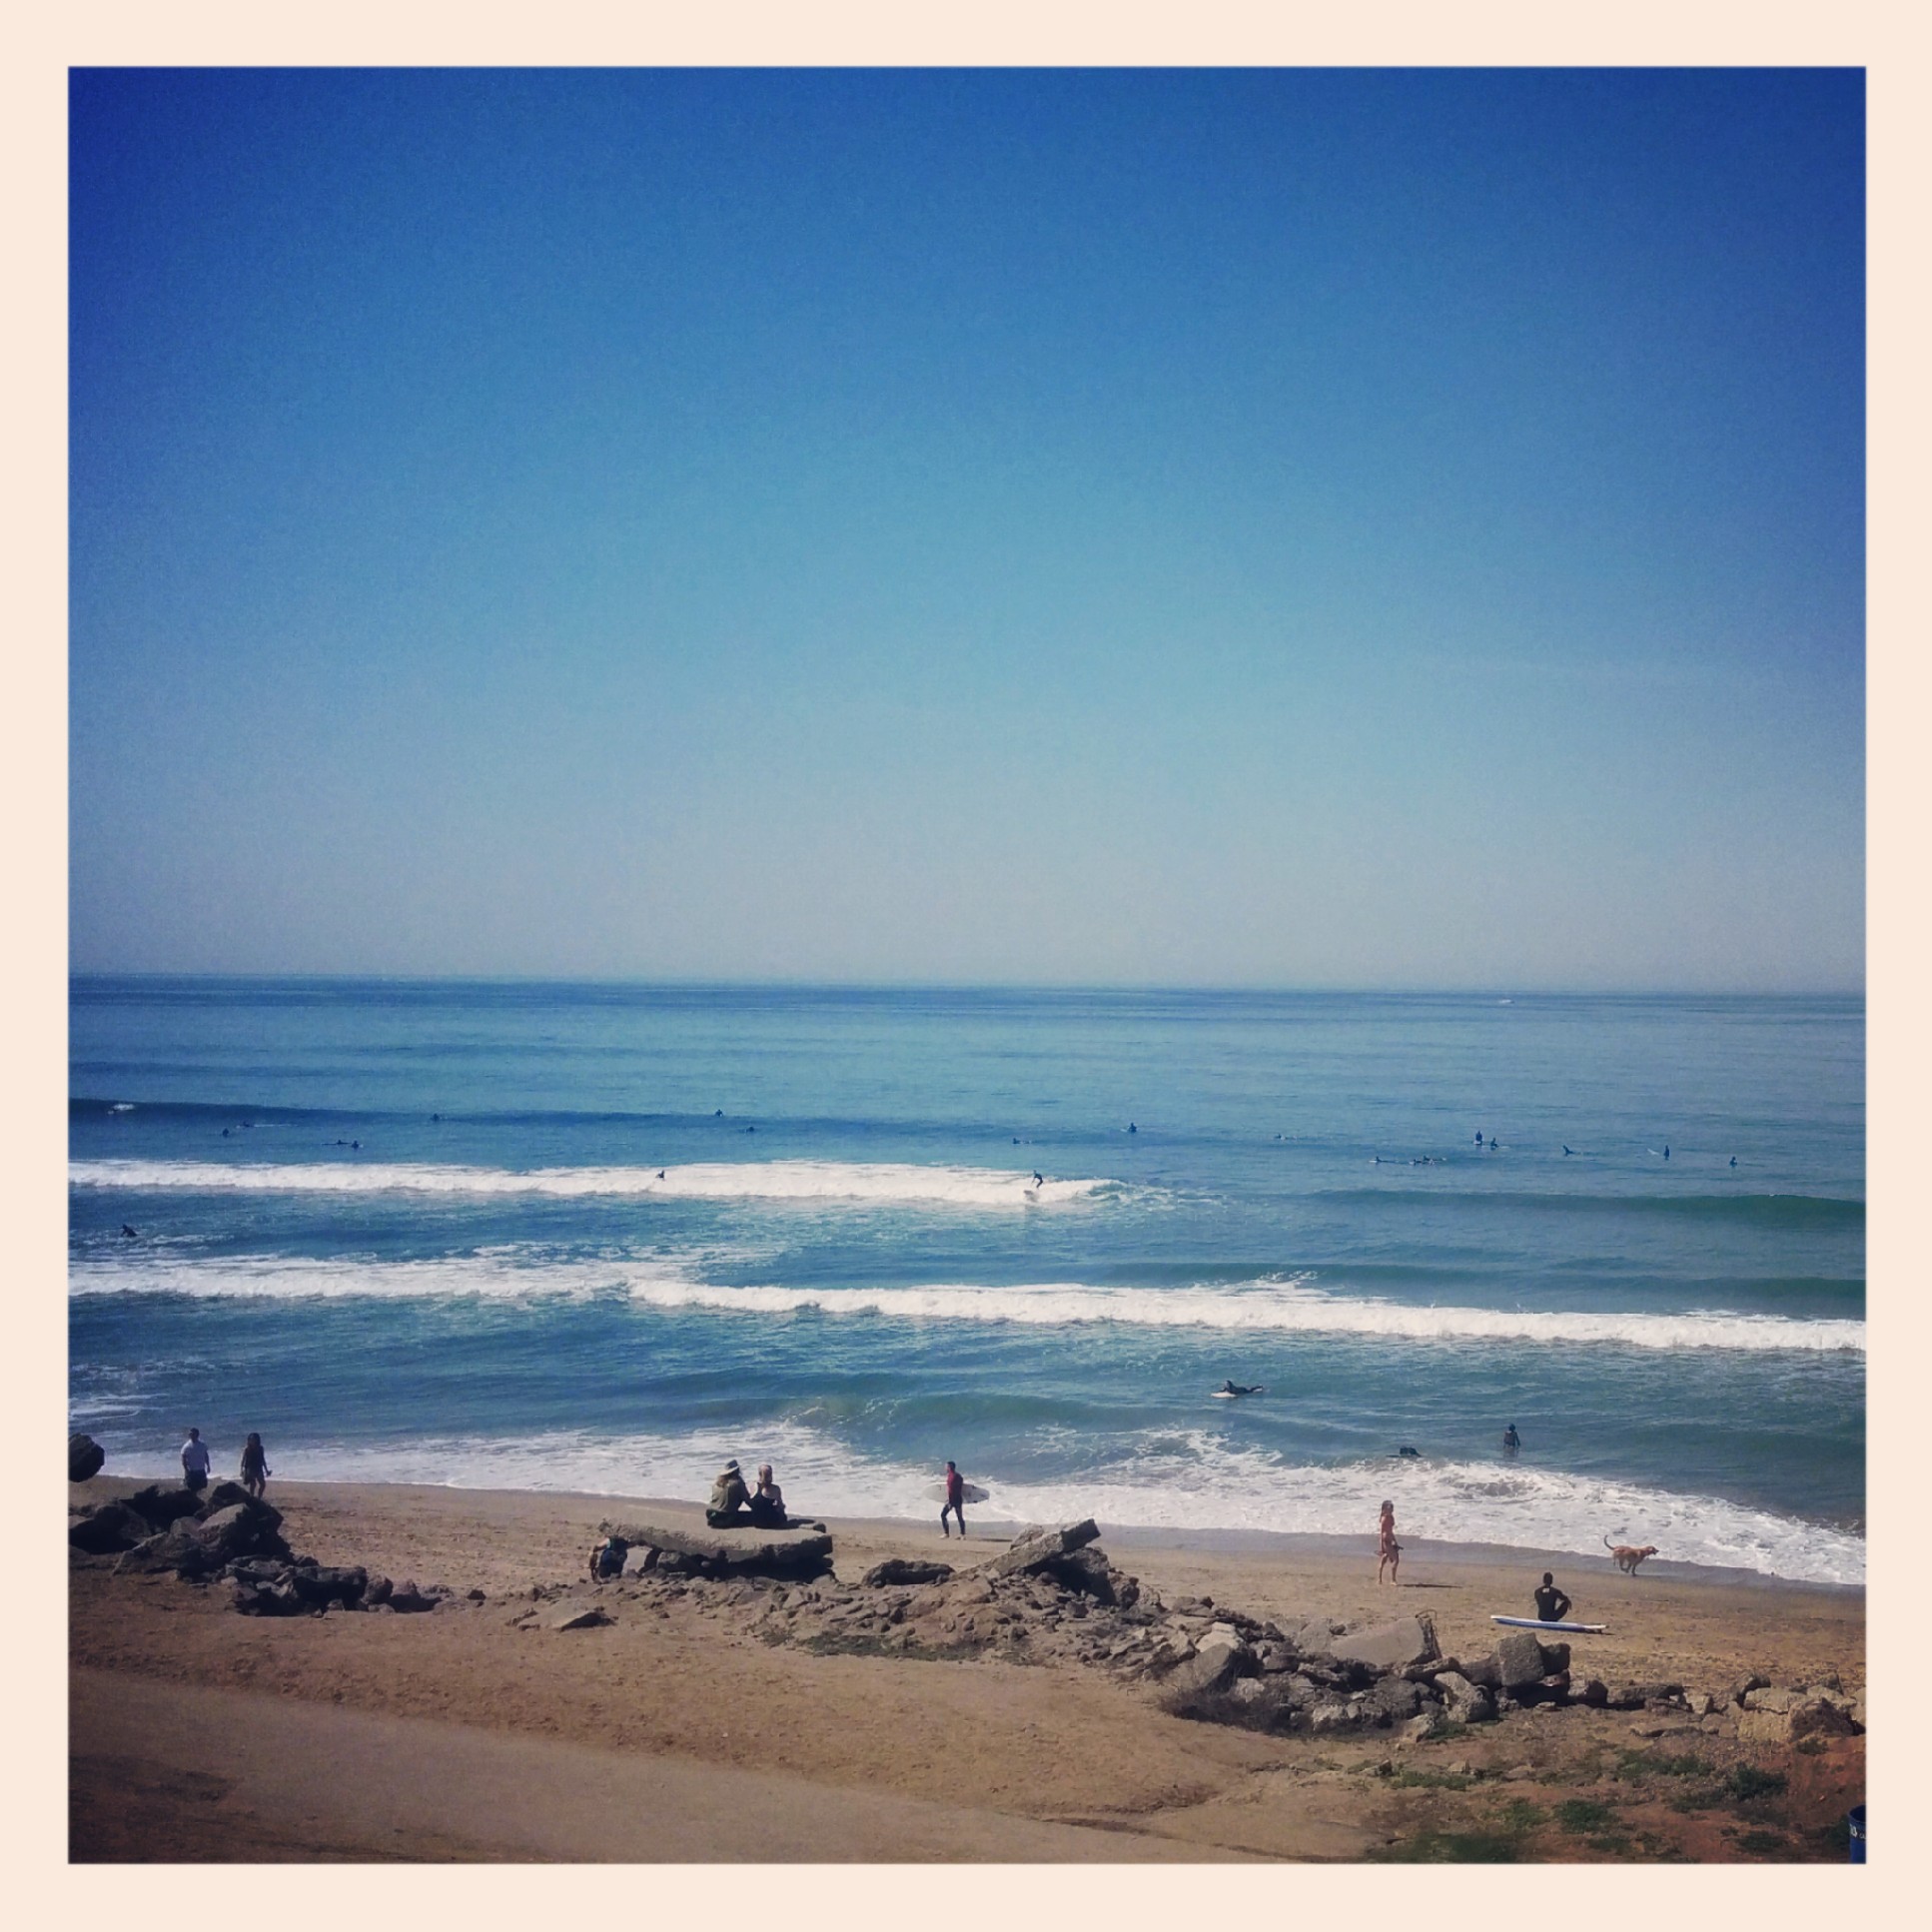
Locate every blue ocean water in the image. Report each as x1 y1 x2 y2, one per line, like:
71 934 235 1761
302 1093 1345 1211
68 978 1864 1583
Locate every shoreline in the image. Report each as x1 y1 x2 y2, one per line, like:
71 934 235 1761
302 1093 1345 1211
79 1466 1866 1597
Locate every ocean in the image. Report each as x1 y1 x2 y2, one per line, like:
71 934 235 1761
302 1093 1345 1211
68 978 1865 1585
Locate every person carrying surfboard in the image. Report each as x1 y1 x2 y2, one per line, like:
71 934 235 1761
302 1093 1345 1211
1533 1572 1572 1622
940 1459 967 1538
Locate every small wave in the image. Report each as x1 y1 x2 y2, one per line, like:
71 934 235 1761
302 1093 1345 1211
66 1252 1864 1353
77 1420 1864 1586
68 1157 1116 1209
1319 1188 1864 1230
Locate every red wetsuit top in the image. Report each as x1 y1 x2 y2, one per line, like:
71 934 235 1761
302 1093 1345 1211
946 1470 964 1505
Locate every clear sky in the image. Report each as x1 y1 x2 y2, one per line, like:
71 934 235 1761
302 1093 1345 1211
68 67 1864 991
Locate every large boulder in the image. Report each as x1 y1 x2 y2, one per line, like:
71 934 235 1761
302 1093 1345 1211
68 1500 150 1554
1495 1628 1549 1691
69 1434 106 1482
125 1484 205 1532
1166 1626 1256 1697
187 1501 290 1564
287 1563 368 1609
1331 1613 1440 1674
1435 1670 1496 1723
974 1520 1101 1582
1737 1698 1860 1746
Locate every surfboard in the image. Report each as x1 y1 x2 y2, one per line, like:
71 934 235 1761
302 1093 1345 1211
1211 1386 1265 1399
1489 1614 1607 1634
925 1480 990 1503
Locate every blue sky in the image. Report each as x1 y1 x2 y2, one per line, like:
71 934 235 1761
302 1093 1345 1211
68 68 1864 990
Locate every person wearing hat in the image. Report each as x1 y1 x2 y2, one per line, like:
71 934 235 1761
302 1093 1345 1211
706 1458 751 1527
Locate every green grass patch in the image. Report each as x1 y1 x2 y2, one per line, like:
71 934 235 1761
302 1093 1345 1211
1734 1828 1788 1857
1554 1799 1620 1834
1724 1765 1788 1803
1421 1717 1468 1743
1387 1768 1472 1790
1373 1827 1523 1863
1615 1748 1712 1781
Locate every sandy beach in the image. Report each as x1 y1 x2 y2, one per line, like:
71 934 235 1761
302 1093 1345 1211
69 1474 1864 1863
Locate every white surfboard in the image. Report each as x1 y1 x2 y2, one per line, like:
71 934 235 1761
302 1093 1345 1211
926 1480 990 1503
1211 1386 1265 1399
1490 1614 1607 1634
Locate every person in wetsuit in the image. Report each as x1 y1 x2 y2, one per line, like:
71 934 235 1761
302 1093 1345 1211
1533 1572 1572 1622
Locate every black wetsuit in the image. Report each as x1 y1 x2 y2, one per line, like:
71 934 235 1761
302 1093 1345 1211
1533 1583 1572 1622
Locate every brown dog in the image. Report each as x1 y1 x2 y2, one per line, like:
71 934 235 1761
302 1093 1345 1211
1604 1534 1657 1575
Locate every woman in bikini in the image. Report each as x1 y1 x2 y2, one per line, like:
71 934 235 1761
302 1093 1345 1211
1378 1498 1401 1584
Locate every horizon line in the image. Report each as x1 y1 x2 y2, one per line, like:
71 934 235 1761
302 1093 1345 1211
67 969 1866 1001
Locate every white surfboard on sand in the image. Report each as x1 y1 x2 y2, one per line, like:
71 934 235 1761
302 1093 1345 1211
1489 1614 1607 1634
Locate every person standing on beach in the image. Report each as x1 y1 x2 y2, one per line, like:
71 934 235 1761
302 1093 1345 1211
940 1459 967 1538
239 1432 271 1497
1377 1498 1401 1583
180 1427 212 1494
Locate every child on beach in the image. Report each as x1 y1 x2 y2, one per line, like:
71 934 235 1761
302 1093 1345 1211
239 1432 271 1497
1378 1499 1401 1583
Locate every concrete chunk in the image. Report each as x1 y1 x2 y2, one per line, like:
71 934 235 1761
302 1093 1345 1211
1331 1613 1441 1674
973 1519 1101 1580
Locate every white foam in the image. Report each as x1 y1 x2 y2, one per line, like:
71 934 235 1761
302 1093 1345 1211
69 1157 1112 1209
66 1250 1864 1355
84 1420 1864 1586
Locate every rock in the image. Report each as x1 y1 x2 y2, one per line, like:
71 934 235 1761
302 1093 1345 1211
125 1484 204 1532
289 1564 368 1609
1687 1690 1715 1716
1742 1685 1800 1713
1580 1679 1608 1707
602 1517 835 1579
1401 1713 1435 1743
1040 1546 1132 1604
186 1501 290 1564
1230 1677 1275 1706
1167 1628 1255 1697
1494 1629 1548 1691
974 1520 1101 1582
197 1480 267 1519
1308 1700 1356 1734
1737 1698 1859 1746
68 1500 149 1553
1434 1670 1495 1724
1364 1676 1426 1723
861 1558 954 1588
69 1434 106 1482
1460 1651 1502 1690
1257 1641 1300 1674
1536 1638 1571 1675
387 1580 440 1613
1331 1613 1441 1674
363 1572 393 1606
550 1605 612 1631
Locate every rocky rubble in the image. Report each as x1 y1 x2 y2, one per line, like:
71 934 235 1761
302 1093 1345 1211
69 1481 451 1617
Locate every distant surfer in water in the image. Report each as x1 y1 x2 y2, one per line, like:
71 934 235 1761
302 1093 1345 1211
1502 1423 1520 1452
1217 1380 1260 1398
1032 1172 1044 1188
1562 1146 1574 1157
1533 1572 1572 1622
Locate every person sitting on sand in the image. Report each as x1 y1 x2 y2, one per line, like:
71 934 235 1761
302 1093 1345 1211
180 1427 211 1494
940 1459 967 1538
705 1458 751 1527
239 1432 271 1497
1378 1499 1401 1583
588 1532 628 1579
747 1462 787 1527
1533 1572 1572 1622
